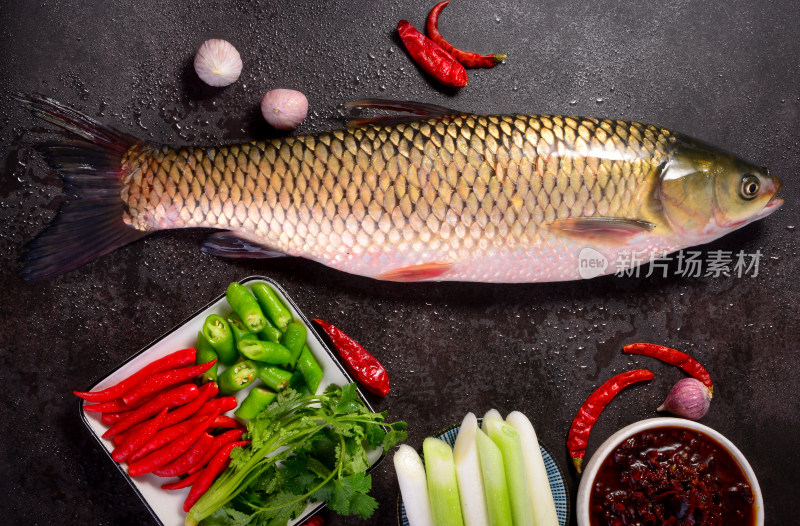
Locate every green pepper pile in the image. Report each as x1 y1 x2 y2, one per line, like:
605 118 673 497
197 282 324 420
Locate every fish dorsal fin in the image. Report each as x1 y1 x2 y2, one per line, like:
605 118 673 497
345 99 464 127
201 232 287 259
550 217 655 243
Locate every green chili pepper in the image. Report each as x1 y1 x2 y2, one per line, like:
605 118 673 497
258 317 282 343
255 365 293 392
280 322 307 368
202 314 238 366
217 360 258 395
237 339 293 364
227 312 258 345
251 282 293 331
296 345 323 394
195 331 219 383
226 282 267 332
234 387 277 420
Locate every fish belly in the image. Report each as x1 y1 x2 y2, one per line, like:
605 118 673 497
121 114 678 282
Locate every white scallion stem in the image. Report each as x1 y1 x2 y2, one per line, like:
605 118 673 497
394 445 435 526
475 427 513 526
453 413 490 526
481 408 503 433
506 411 559 526
484 419 535 526
423 437 465 526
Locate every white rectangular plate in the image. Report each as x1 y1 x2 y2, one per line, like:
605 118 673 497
79 276 384 526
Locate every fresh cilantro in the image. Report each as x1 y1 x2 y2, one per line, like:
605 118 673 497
189 383 407 526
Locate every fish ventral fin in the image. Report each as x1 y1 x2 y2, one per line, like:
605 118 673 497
345 99 465 128
550 217 655 243
17 94 145 281
377 262 454 282
201 232 287 259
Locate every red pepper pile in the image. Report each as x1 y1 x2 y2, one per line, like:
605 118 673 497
75 348 248 512
398 1 506 88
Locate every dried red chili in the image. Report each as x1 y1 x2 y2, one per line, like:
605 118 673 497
313 319 390 396
623 343 713 395
426 1 506 68
397 20 468 88
567 369 655 473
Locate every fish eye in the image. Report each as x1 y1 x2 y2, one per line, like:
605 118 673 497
740 175 760 200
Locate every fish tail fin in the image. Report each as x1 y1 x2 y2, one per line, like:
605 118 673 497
17 94 147 280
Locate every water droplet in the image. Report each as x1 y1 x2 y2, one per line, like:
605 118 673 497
787 225 795 231
595 98 604 104
569 99 577 106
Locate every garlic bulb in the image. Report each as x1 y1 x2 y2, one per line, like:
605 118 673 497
260 89 308 130
658 377 712 420
194 39 242 87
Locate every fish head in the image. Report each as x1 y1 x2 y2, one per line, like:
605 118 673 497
659 136 783 243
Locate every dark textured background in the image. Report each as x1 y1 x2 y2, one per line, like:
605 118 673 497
0 0 797 524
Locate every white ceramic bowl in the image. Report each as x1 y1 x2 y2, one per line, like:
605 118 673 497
576 417 764 526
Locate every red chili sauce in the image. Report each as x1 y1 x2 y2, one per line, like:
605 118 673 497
589 427 756 526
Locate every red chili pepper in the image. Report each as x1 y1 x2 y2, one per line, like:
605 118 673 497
162 469 202 490
83 391 158 413
102 384 199 439
74 348 196 402
154 432 215 477
112 407 168 463
567 369 655 473
314 319 390 396
397 20 468 88
128 410 219 477
187 428 246 475
197 396 238 416
121 360 217 406
183 440 250 512
302 517 324 526
623 343 713 395
158 382 219 427
210 415 239 429
101 412 128 426
426 1 506 68
128 411 211 463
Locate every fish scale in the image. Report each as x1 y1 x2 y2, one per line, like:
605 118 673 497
119 114 672 281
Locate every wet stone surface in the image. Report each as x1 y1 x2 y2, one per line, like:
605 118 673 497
0 0 798 524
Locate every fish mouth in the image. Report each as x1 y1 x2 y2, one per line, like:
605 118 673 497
756 195 784 220
756 176 784 220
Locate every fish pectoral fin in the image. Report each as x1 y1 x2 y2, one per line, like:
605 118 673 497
377 262 454 282
550 217 655 242
345 99 465 128
201 232 287 259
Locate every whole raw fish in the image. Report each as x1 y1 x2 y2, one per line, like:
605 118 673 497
20 96 783 282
